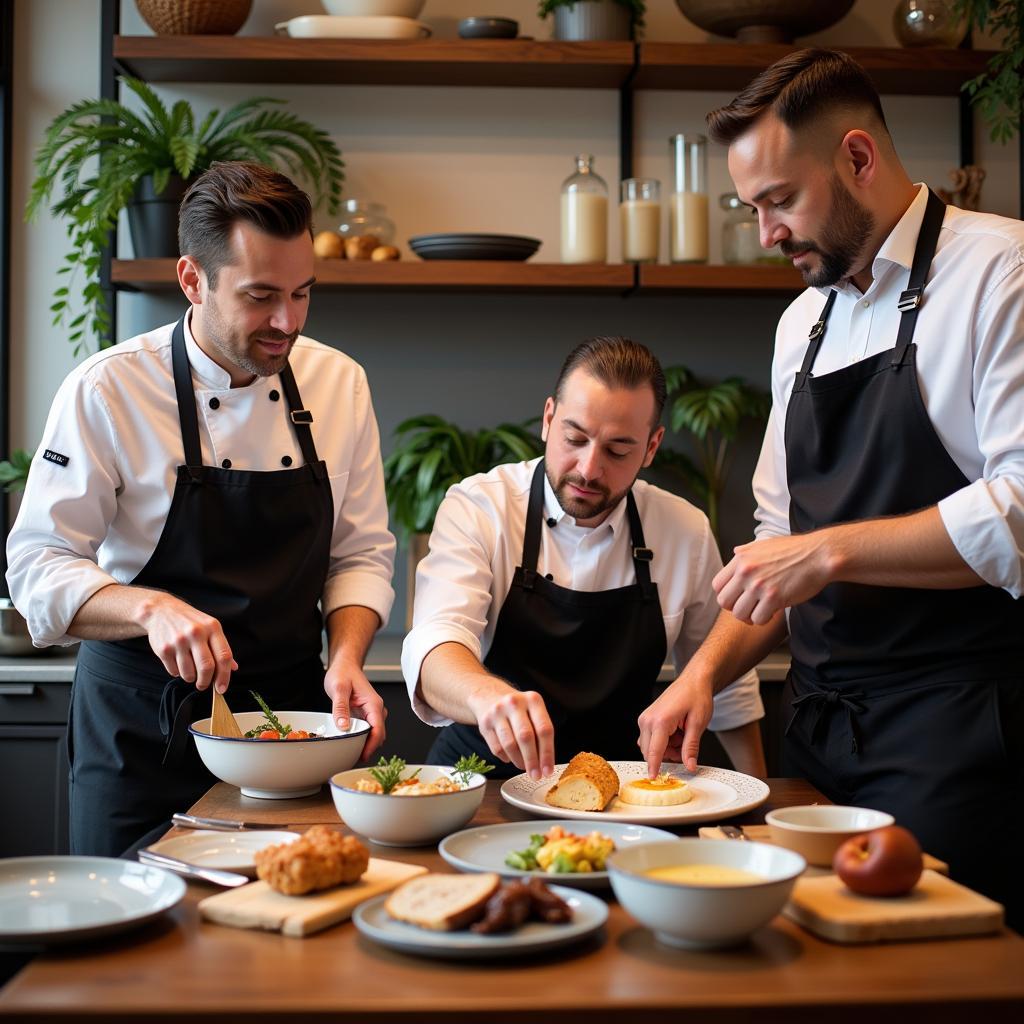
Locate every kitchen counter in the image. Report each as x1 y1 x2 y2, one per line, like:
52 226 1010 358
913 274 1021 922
1 779 1021 1023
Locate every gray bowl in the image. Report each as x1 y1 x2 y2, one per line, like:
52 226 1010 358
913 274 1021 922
0 599 38 656
458 17 518 39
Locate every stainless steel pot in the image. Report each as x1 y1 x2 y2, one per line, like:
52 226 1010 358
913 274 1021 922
0 598 39 656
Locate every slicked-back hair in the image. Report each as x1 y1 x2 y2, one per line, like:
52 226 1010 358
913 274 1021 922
177 161 313 288
706 49 889 147
554 337 667 429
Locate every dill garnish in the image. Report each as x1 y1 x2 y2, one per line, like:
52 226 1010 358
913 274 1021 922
452 753 494 786
248 691 291 738
368 755 420 794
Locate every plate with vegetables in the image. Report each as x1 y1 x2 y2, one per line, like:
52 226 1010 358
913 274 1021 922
438 820 678 890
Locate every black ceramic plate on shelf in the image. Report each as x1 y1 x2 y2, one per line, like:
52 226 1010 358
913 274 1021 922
409 233 541 261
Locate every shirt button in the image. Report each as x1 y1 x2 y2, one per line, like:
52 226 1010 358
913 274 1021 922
269 390 280 402
861 299 870 308
221 458 232 469
209 397 220 410
545 573 553 581
546 517 557 528
281 455 293 467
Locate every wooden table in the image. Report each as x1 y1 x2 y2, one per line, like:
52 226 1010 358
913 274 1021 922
2 779 1022 1023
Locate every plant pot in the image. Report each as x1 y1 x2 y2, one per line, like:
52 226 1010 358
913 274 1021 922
554 1 633 42
135 0 253 35
126 174 189 258
674 0 855 44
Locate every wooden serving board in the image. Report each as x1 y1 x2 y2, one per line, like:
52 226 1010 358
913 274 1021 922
784 870 1004 944
198 857 427 937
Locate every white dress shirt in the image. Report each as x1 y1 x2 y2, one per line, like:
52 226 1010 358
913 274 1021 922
6 315 396 647
402 457 764 731
754 184 1024 596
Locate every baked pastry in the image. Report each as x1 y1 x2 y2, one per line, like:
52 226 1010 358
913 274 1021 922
619 773 692 807
254 825 369 895
544 752 619 812
370 245 400 261
313 230 344 259
385 872 501 931
344 234 380 260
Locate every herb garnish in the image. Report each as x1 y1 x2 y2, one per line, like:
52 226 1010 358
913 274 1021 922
244 691 292 739
452 753 494 786
368 755 420 795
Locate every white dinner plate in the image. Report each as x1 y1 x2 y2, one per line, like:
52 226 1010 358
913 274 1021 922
352 883 607 959
274 15 431 39
500 762 770 825
438 819 677 890
145 831 300 877
0 856 186 946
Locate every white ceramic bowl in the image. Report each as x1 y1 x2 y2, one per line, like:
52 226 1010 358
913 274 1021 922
764 805 895 866
330 765 486 847
321 0 425 17
607 838 806 949
190 711 369 799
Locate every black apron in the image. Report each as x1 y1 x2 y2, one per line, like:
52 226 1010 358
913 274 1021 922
68 316 334 858
428 459 667 777
782 189 1024 927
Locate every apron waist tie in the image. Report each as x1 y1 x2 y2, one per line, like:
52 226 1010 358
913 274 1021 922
785 687 867 754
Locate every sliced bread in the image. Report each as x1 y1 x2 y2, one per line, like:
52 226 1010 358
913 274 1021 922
544 751 620 812
384 872 501 932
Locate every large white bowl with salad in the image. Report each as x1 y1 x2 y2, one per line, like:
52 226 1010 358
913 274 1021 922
330 756 490 847
190 698 370 799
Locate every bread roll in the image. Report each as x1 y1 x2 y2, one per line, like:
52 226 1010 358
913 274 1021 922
313 230 344 259
370 245 400 261
344 234 380 260
385 872 501 932
544 752 619 812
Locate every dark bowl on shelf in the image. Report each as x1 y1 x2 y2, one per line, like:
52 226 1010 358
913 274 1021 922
409 233 540 261
458 17 519 39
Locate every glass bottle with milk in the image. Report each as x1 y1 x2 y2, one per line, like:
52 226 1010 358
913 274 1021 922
669 134 708 263
620 178 660 263
561 155 608 264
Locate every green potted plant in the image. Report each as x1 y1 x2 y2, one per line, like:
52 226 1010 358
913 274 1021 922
539 0 646 41
0 449 32 493
26 77 345 354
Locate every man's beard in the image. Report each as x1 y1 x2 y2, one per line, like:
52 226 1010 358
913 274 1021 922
546 465 630 522
780 173 874 288
204 300 297 378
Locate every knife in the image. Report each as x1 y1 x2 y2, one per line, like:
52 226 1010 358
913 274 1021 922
172 813 280 832
137 849 250 887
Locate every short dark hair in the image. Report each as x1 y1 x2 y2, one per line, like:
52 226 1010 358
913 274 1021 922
554 337 666 428
706 49 889 147
177 161 313 287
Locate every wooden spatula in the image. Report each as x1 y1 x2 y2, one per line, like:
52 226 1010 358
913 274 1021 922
210 687 244 738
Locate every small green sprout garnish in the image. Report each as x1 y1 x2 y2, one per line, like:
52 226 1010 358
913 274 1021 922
452 753 495 786
368 755 420 795
248 691 291 738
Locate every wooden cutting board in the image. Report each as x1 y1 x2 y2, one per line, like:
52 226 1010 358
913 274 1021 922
198 857 427 937
784 869 1004 944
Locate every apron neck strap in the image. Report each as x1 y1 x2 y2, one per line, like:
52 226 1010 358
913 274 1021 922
624 489 656 598
796 291 838 390
171 316 203 476
278 361 323 468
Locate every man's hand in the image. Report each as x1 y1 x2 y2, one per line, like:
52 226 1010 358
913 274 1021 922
638 675 714 777
713 532 834 624
467 687 555 781
139 592 237 692
325 657 387 762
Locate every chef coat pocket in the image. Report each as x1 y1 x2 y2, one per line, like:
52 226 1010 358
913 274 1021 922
328 471 349 515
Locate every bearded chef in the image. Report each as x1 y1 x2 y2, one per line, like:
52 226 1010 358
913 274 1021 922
402 336 766 781
6 162 396 857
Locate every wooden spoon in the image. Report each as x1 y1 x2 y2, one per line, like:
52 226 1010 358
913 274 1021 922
210 686 244 739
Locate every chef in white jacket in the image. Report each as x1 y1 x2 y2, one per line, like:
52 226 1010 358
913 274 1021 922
6 162 395 856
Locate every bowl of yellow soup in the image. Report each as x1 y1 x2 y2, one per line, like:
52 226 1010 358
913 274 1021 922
607 838 806 949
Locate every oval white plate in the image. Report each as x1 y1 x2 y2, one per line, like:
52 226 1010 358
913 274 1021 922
0 856 186 945
439 819 677 890
353 883 607 959
145 831 301 877
500 763 769 825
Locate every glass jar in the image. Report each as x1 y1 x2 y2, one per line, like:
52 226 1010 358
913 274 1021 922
620 178 660 264
720 193 786 265
560 154 608 264
893 1 965 48
337 199 395 245
669 134 708 263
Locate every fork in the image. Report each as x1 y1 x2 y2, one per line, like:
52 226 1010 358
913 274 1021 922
719 824 749 840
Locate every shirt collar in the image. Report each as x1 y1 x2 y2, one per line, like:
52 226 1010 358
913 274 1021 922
541 467 628 536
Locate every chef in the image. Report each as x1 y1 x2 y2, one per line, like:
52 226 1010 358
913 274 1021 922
639 50 1024 925
6 162 396 857
402 336 766 780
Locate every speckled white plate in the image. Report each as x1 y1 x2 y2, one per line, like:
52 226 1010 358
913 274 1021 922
145 830 300 877
500 763 769 825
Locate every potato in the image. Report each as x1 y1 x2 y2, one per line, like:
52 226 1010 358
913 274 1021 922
344 234 380 260
313 230 344 259
371 245 401 261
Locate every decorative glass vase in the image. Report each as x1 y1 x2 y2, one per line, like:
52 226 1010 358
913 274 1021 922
893 0 965 48
337 200 395 244
560 155 608 264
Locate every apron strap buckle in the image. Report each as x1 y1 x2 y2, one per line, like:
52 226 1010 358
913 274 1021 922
897 286 922 312
808 319 827 341
521 568 537 591
632 546 654 562
290 409 314 424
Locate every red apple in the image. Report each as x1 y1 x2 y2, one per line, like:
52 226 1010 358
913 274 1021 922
833 825 923 897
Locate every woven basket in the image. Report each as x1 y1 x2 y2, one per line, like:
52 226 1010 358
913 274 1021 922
135 0 252 35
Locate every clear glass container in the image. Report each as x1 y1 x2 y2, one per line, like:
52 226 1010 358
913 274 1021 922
337 199 395 245
560 154 608 264
669 134 708 263
720 192 786 265
620 178 660 264
893 1 966 48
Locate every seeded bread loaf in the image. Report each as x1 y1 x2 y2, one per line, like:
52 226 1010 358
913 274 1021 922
544 752 620 812
384 872 501 931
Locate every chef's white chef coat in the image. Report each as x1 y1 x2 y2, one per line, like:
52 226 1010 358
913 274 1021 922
402 457 764 732
6 315 396 647
754 184 1024 596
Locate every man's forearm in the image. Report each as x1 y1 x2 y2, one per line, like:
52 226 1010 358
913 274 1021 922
688 610 787 694
326 605 381 668
419 641 513 725
68 583 164 640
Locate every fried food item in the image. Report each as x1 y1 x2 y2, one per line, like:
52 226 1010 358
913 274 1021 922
544 752 620 811
619 773 692 807
470 880 533 934
525 877 572 923
254 825 369 895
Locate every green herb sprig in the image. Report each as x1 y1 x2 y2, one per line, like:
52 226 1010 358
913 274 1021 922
247 691 291 738
368 755 420 795
452 753 495 786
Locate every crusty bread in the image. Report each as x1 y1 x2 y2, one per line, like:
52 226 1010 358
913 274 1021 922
385 872 501 932
544 752 620 812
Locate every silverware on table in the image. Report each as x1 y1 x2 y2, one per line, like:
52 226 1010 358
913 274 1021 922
137 849 250 887
719 824 749 840
172 813 279 832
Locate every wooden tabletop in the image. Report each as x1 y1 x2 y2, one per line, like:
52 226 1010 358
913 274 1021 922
2 779 1022 1023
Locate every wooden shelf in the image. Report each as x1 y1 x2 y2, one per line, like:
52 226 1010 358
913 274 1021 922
112 37 635 88
636 43 994 95
640 263 804 292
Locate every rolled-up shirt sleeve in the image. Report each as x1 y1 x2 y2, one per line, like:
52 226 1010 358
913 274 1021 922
321 366 396 628
6 370 123 646
401 486 497 727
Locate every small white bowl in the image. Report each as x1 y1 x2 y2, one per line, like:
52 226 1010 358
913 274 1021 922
190 711 369 799
330 765 486 847
764 805 895 866
321 0 425 17
608 839 806 949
